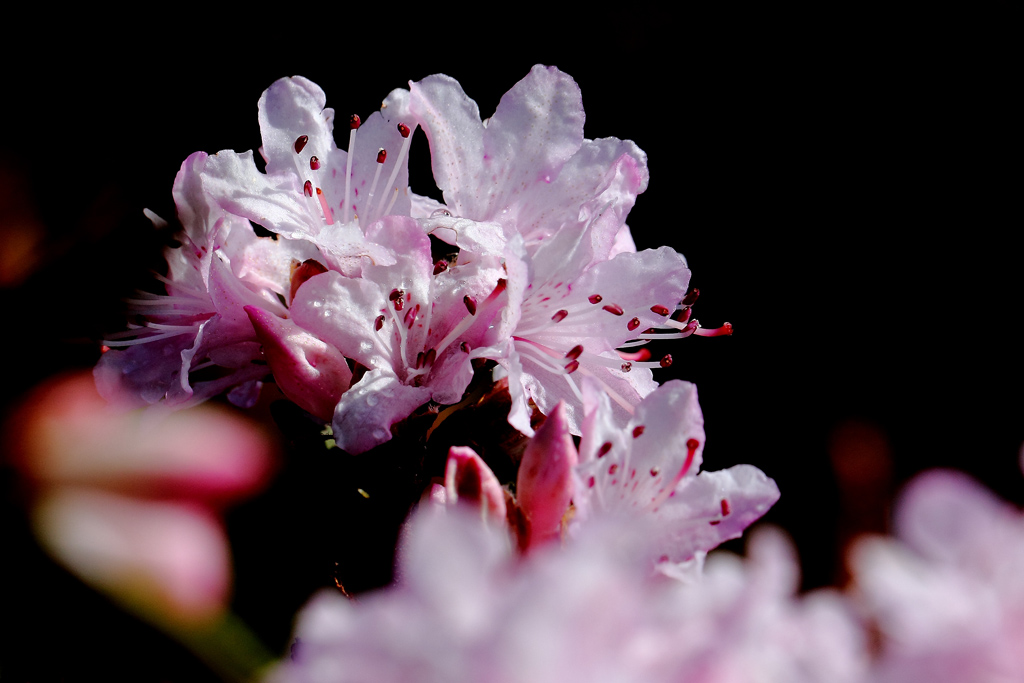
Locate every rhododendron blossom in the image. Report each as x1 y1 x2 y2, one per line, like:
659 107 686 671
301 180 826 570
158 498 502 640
573 379 780 579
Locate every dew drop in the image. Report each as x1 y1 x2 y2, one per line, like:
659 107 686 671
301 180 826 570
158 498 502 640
373 428 387 440
430 208 452 218
366 394 379 407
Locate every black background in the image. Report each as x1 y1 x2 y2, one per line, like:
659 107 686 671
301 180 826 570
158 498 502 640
1 13 1017 681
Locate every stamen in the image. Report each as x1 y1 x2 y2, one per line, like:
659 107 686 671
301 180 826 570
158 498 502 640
650 305 670 316
660 354 673 368
315 187 334 225
627 317 640 331
588 294 603 304
434 260 449 275
294 135 308 154
564 360 580 374
366 148 387 211
463 295 477 316
309 156 321 170
551 309 568 323
682 288 700 306
373 123 414 222
565 345 583 360
620 362 631 372
693 322 733 337
303 180 313 197
343 115 360 223
374 315 384 331
632 425 645 438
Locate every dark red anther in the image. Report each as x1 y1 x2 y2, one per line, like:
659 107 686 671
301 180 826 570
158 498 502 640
463 295 477 316
598 442 612 458
433 259 448 275
620 362 632 372
374 315 384 331
650 304 670 316
608 464 619 475
588 294 603 304
588 476 595 488
460 341 470 353
389 289 404 301
720 499 731 516
294 135 308 153
632 425 645 438
627 317 641 331
349 114 361 130
551 309 568 323
686 438 699 452
423 348 436 367
310 156 321 170
493 278 507 294
376 148 387 164
659 354 673 368
565 345 583 360
303 180 313 197
315 186 324 196
650 466 660 477
682 288 700 306
671 307 692 323
397 122 411 138
415 351 425 369
564 360 580 374
603 304 624 316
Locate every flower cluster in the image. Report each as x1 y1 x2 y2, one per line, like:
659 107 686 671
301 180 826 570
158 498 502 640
89 66 785 679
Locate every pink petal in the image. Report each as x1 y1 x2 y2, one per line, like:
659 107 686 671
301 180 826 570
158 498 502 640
245 305 352 421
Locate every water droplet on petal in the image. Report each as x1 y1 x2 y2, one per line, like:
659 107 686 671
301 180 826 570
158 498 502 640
430 208 453 218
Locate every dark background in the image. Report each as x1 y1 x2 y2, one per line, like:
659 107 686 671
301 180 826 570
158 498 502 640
1 14 1016 681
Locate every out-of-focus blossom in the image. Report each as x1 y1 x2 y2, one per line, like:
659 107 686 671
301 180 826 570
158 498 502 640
267 506 864 683
6 372 275 625
516 401 577 549
851 470 1024 683
572 379 780 580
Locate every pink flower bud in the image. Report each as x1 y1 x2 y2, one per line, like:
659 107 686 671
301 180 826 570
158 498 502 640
517 402 578 549
245 305 352 421
445 446 507 522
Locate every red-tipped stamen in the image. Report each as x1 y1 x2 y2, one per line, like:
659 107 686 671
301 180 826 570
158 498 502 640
693 322 733 337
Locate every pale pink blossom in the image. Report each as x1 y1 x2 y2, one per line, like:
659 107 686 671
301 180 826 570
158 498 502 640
289 216 508 453
267 506 863 683
572 379 780 579
7 372 275 624
851 470 1024 683
95 151 315 409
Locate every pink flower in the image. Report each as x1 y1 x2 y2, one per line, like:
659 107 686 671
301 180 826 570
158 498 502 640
572 379 780 579
851 470 1024 683
403 66 722 434
267 507 863 683
7 372 275 625
95 151 315 409
288 216 508 453
198 76 418 275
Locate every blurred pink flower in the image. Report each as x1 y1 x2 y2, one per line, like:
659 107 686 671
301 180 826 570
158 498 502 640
268 506 864 683
851 470 1024 683
7 372 275 625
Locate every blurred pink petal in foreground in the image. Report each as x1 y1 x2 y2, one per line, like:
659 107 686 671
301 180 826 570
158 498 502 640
7 372 276 624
